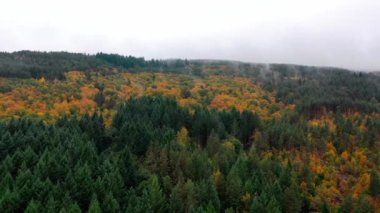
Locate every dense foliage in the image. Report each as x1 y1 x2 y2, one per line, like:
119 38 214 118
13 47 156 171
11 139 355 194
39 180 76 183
0 96 259 212
0 96 379 212
1 51 379 113
0 51 190 80
264 64 380 114
0 51 380 212
0 51 104 79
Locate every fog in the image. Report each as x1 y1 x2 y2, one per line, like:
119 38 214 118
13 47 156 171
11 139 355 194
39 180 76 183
1 0 379 71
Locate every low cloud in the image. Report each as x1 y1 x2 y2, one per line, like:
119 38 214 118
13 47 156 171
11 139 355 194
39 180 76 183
0 0 379 71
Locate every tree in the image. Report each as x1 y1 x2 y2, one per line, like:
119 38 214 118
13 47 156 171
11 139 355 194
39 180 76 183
119 121 152 155
103 192 120 213
340 194 353 213
0 172 13 195
25 199 41 213
0 189 20 212
249 196 265 213
206 131 220 157
143 175 165 212
176 127 190 146
46 197 58 213
67 202 82 213
169 183 184 212
94 91 105 108
282 183 301 213
72 164 93 209
118 147 138 188
369 170 380 197
180 88 191 99
354 195 374 213
195 178 220 211
188 151 211 181
88 194 101 213
238 110 260 148
320 201 330 213
279 162 293 188
225 167 242 209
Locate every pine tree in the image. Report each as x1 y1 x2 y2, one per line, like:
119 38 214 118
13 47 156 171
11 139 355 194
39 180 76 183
321 201 330 213
265 197 281 213
279 162 293 188
118 146 137 188
88 194 101 213
226 167 242 209
0 172 13 194
195 178 220 211
72 164 93 209
103 192 120 213
169 182 184 212
205 201 217 213
145 175 165 212
206 130 220 157
369 170 380 197
0 189 20 212
183 180 196 211
249 196 265 213
159 148 169 177
354 195 374 213
46 197 58 213
189 151 211 181
25 199 40 213
282 183 301 213
340 194 353 213
67 202 82 213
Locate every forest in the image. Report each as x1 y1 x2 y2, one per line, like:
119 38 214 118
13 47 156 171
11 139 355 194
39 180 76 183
0 51 380 212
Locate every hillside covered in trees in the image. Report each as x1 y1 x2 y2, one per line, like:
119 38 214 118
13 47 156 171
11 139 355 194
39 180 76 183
0 51 380 212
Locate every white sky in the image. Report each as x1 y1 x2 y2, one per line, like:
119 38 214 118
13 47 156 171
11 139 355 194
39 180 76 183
0 0 379 70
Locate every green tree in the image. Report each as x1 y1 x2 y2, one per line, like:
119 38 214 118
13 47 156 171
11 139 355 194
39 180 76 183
88 194 101 213
169 182 184 212
103 192 120 213
321 201 330 213
143 175 165 212
25 199 41 213
369 170 380 197
249 196 265 213
46 197 58 213
183 180 196 211
282 183 301 213
67 202 82 213
225 167 242 209
340 194 353 213
195 178 220 211
0 189 20 212
354 195 374 213
94 91 105 108
206 131 220 157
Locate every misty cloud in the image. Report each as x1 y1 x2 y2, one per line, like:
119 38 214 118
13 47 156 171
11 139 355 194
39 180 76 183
0 0 379 70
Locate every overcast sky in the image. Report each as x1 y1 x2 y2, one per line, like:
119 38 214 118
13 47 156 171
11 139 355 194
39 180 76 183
0 0 379 70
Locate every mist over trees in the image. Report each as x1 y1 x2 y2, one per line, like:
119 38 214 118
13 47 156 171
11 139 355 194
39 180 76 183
0 51 380 212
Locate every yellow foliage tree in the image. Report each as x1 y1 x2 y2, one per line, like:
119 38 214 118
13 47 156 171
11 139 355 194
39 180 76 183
176 127 189 145
353 173 370 199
